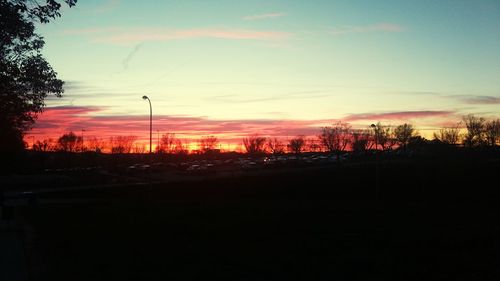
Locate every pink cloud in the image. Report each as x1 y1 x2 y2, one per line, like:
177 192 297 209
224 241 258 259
28 106 326 145
330 23 404 35
344 110 454 122
64 27 291 44
242 12 285 21
27 107 465 150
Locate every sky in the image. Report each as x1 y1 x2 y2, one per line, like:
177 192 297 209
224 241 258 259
28 0 500 151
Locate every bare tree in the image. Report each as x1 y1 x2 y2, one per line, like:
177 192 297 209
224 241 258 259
371 122 393 151
352 129 372 155
463 115 485 147
243 135 267 154
173 139 189 155
58 132 81 153
394 123 417 150
485 119 500 147
266 138 285 154
33 139 55 152
110 136 136 154
158 133 177 154
133 143 146 154
288 136 306 154
307 138 322 152
199 135 218 153
319 122 352 155
433 123 461 145
87 137 106 153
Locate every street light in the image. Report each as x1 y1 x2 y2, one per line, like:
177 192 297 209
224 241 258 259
81 129 86 152
371 123 380 199
370 124 377 150
142 95 152 154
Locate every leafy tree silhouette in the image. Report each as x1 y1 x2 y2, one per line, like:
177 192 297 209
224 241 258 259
394 123 417 151
0 0 76 166
351 128 372 155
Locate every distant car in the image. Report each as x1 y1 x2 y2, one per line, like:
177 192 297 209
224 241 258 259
127 164 150 172
186 164 200 172
241 162 258 170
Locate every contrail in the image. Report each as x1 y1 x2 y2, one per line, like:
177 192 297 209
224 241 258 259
122 43 143 71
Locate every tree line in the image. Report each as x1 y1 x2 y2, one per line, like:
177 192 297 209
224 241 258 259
31 115 500 155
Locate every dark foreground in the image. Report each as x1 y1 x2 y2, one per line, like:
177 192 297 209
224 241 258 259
7 156 500 280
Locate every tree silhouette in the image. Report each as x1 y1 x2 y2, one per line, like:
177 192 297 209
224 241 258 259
133 143 147 154
319 122 352 160
307 138 322 152
172 140 189 155
288 136 306 154
351 129 372 155
266 138 285 154
371 122 392 151
0 0 76 157
394 123 417 150
87 137 106 153
463 115 485 148
243 135 267 154
485 119 500 147
158 133 177 154
57 132 81 153
433 123 461 145
198 135 218 153
110 136 136 154
33 138 54 152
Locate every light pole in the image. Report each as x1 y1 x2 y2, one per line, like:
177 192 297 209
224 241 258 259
142 95 152 154
371 124 380 199
81 129 86 152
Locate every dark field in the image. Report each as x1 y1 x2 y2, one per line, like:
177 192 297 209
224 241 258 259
9 156 500 280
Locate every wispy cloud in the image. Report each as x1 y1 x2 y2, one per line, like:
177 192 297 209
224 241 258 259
344 110 454 122
242 12 285 21
64 27 291 44
450 95 500 105
207 90 331 104
330 23 404 35
63 27 120 35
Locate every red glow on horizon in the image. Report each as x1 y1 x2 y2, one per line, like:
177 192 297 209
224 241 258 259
24 106 455 152
26 106 324 152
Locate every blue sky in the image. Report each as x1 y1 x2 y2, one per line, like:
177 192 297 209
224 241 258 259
32 0 500 144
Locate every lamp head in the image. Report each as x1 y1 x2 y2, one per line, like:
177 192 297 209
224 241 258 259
370 124 376 128
142 95 148 100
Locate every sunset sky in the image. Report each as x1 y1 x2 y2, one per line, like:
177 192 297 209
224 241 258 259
29 0 500 150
